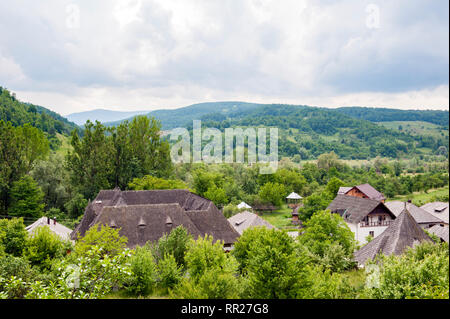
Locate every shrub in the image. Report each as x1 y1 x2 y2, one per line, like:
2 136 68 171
0 255 36 282
234 227 308 299
157 254 182 290
24 226 70 270
152 226 191 268
363 242 449 299
126 246 157 296
172 235 240 299
74 224 127 257
25 246 132 299
0 218 28 257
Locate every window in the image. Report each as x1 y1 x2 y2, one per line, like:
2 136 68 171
369 231 374 237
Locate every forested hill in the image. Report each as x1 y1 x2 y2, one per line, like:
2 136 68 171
0 87 78 135
197 104 449 160
104 102 264 129
335 107 449 126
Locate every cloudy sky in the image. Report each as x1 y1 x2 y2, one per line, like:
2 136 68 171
0 0 448 115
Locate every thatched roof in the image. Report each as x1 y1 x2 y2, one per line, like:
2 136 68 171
228 211 275 235
71 189 240 246
427 225 449 243
385 201 444 225
26 217 73 241
354 208 433 265
327 195 395 224
420 202 449 224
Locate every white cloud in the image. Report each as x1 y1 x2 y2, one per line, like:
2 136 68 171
0 0 448 113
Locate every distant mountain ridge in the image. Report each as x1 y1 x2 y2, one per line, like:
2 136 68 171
66 109 151 126
103 101 265 129
0 86 78 135
98 102 449 130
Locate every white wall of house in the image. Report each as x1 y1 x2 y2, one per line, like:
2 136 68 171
347 222 389 244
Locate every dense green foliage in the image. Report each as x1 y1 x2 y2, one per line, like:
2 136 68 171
198 104 448 159
8 176 45 220
172 235 241 299
298 210 356 272
128 175 188 191
363 242 449 299
0 87 78 148
336 107 449 126
67 116 172 200
0 218 28 257
0 121 50 214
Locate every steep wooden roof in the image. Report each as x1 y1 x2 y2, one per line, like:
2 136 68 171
349 183 386 201
385 201 444 225
71 189 240 246
421 202 449 224
427 225 449 243
327 195 395 224
354 208 432 265
228 211 275 235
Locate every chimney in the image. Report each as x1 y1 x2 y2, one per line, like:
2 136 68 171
47 217 50 224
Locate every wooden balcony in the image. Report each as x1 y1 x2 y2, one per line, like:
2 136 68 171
360 220 393 227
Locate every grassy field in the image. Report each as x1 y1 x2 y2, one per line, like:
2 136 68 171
53 133 73 157
387 186 449 206
259 205 299 229
376 121 448 139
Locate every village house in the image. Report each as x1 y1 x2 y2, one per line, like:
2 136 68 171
427 224 449 243
338 183 386 202
26 217 73 242
420 202 449 226
71 189 240 250
227 211 275 235
327 194 396 244
385 201 445 229
354 207 433 265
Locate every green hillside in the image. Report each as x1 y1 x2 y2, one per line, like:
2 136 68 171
0 86 79 149
196 104 449 160
335 107 449 126
104 101 264 130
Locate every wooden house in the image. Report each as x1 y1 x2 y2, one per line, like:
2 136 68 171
338 183 386 202
327 194 396 244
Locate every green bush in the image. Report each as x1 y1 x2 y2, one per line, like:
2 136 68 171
0 218 28 257
0 255 36 282
126 246 157 296
157 254 182 290
298 210 356 272
172 235 240 299
25 246 132 299
24 226 70 270
363 242 449 299
74 224 127 257
152 226 191 268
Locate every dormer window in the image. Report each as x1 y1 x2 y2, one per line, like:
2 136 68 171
138 217 146 228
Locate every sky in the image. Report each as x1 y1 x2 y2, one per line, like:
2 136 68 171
0 0 448 115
